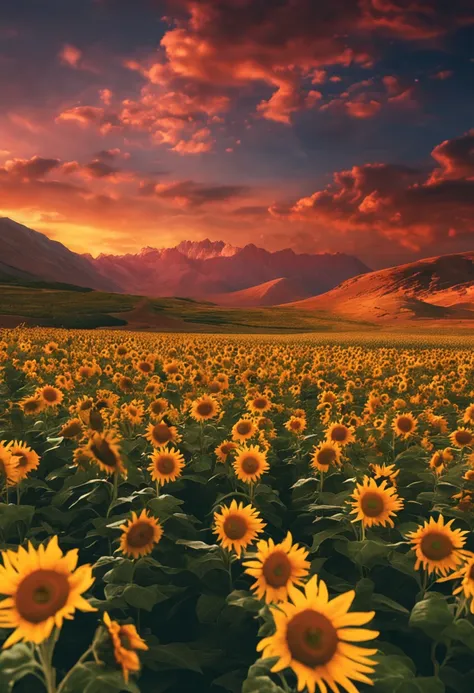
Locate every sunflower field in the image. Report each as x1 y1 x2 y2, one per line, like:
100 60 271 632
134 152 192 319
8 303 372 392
1 328 474 693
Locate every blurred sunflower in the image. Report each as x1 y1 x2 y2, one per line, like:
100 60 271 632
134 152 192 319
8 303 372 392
438 554 474 612
119 510 163 558
0 536 95 647
19 396 44 416
326 422 354 446
257 575 378 693
214 500 265 557
104 612 148 683
59 418 83 439
370 463 400 487
450 428 474 448
6 442 40 482
215 440 238 463
88 431 126 476
37 385 63 408
243 532 310 603
0 443 19 487
284 416 307 435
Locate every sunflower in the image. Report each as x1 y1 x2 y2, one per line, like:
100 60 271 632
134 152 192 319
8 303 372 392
233 444 269 483
145 421 181 447
257 575 378 693
310 442 342 473
350 476 404 528
450 428 474 448
0 443 19 486
369 463 400 487
59 418 83 439
215 440 238 463
438 554 474 612
429 451 447 475
87 431 126 476
326 422 354 446
19 396 45 416
148 398 168 421
463 404 474 425
407 515 469 576
37 385 63 408
148 446 185 485
232 417 257 442
392 412 417 438
463 469 474 482
103 612 148 683
0 536 95 648
190 395 220 422
284 416 307 435
247 394 272 414
213 500 265 557
6 442 40 482
119 510 163 559
243 532 310 604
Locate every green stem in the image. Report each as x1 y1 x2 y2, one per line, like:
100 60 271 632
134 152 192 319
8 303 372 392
37 641 57 693
106 472 119 518
430 641 440 677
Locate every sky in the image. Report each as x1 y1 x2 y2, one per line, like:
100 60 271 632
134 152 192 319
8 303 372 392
0 0 473 269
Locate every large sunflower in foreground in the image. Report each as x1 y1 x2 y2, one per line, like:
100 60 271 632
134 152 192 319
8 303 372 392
450 428 474 448
148 446 185 485
257 575 379 693
104 612 148 683
438 554 474 612
0 537 95 648
243 532 310 604
213 500 265 557
145 421 181 447
87 431 126 476
407 515 469 576
233 444 269 483
350 476 404 528
119 510 163 559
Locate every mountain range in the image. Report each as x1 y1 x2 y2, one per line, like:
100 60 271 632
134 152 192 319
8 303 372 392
1 217 474 323
0 218 368 302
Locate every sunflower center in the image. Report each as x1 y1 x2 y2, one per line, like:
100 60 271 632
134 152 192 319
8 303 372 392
17 453 29 467
223 515 248 540
43 388 58 402
360 491 385 517
152 424 172 443
397 417 413 433
330 425 348 442
287 609 338 667
469 565 474 581
156 455 176 475
90 439 118 468
420 531 454 561
253 398 267 410
262 551 292 587
237 422 251 435
455 430 473 445
126 521 155 548
151 402 165 415
241 455 260 474
221 443 235 455
197 402 214 416
139 362 152 372
317 448 336 466
16 570 70 624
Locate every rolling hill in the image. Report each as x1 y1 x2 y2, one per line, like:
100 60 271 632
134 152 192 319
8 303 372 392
288 251 474 321
0 218 118 291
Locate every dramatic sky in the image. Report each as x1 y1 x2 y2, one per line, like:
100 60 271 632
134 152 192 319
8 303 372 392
0 0 473 268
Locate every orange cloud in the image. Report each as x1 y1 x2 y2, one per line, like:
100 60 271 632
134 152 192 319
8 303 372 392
58 44 82 69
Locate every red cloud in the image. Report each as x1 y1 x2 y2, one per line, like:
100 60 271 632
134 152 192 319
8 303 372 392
2 156 61 179
146 179 249 207
272 131 474 256
58 44 82 69
345 98 381 118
